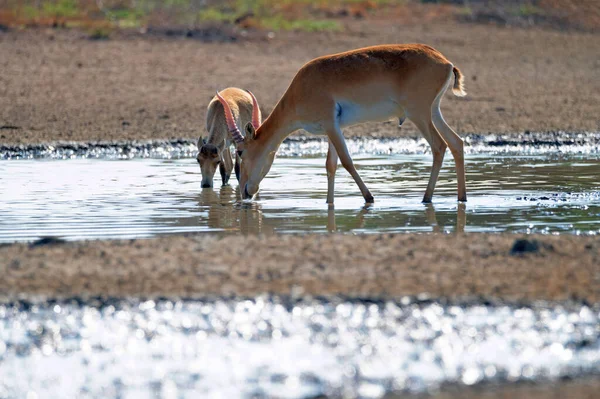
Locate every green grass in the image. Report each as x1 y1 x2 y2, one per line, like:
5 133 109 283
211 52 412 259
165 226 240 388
457 5 473 17
514 4 544 17
88 27 111 39
42 0 78 18
20 5 41 19
204 0 363 31
198 5 341 31
5 0 396 32
18 0 79 19
261 16 341 32
103 8 145 28
197 7 236 24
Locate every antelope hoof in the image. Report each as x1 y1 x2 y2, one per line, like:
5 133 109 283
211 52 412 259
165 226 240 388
458 195 467 202
364 193 374 204
242 185 253 200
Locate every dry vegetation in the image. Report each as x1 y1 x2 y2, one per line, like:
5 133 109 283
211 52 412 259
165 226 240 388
1 1 599 34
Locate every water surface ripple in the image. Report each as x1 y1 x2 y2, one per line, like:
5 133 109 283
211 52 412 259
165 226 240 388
1 153 599 242
0 297 598 398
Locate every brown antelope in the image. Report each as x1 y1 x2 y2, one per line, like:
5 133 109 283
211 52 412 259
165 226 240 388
197 87 261 188
218 44 467 204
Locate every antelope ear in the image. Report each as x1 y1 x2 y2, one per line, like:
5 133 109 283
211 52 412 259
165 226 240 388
245 122 256 140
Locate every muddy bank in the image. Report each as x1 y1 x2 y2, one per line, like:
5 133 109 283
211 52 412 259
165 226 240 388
1 234 598 302
1 22 599 145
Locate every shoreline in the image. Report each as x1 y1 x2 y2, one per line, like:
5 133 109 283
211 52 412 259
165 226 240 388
2 131 599 160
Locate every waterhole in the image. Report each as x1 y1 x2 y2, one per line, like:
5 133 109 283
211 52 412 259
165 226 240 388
1 138 600 398
1 151 599 242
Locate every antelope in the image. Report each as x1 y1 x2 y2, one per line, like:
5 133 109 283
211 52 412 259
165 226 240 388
196 87 261 188
219 44 467 204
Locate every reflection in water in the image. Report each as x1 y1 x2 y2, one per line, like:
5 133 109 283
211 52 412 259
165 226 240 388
327 205 371 233
199 186 239 232
425 202 466 233
199 186 272 235
198 187 467 235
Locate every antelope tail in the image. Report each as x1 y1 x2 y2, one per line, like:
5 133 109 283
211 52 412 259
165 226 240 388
452 66 467 97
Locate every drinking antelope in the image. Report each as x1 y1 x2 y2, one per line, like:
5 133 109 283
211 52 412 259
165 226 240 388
219 44 467 204
196 87 261 188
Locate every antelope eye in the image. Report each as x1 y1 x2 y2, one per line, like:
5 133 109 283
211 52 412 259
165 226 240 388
196 158 201 164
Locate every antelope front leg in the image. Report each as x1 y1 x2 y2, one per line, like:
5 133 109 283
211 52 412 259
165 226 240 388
234 151 241 182
220 146 234 185
328 127 374 204
325 139 338 205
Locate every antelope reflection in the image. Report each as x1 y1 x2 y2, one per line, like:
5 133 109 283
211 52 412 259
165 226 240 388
198 186 273 235
327 205 371 232
327 203 466 233
198 188 466 234
425 202 466 233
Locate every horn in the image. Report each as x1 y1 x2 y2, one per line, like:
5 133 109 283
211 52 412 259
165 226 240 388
215 90 244 143
246 89 261 129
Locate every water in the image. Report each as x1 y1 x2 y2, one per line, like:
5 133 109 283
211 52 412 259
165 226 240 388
1 153 599 242
2 134 599 161
1 138 600 398
0 297 598 398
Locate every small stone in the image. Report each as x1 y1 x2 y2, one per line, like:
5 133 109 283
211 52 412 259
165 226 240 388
30 237 67 247
510 238 540 255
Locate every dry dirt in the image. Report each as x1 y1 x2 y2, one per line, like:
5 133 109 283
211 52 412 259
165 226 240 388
1 20 599 145
1 234 598 302
1 21 599 398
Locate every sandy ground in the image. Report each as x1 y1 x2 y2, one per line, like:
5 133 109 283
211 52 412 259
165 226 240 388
1 20 599 398
1 21 599 145
1 20 597 303
1 234 598 302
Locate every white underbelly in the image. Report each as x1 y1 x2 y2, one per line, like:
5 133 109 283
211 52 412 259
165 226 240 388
337 100 402 128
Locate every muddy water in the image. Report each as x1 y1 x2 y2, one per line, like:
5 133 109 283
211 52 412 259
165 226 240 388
1 153 599 242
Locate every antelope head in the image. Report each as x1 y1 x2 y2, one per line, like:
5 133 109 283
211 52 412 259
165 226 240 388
196 139 221 188
215 89 266 199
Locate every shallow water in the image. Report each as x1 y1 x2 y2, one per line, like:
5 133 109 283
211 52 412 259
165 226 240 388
1 297 599 398
1 140 600 399
1 153 599 242
2 134 599 161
